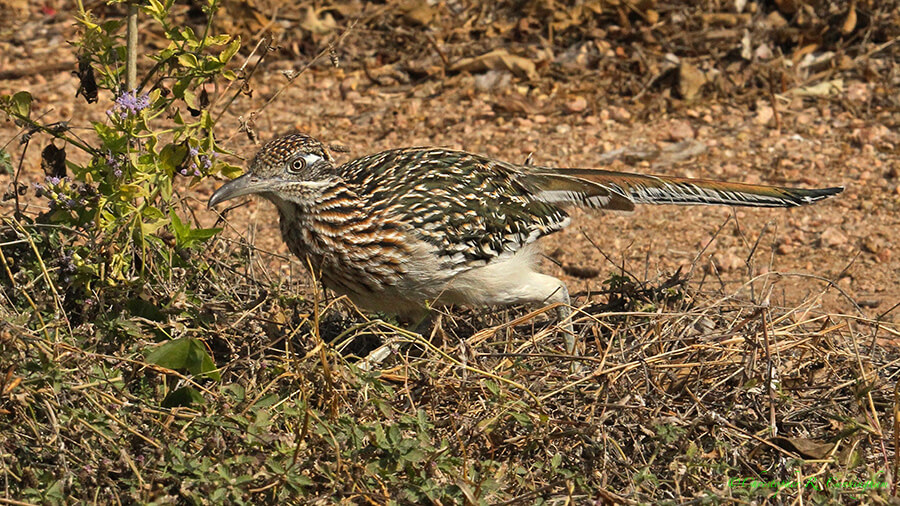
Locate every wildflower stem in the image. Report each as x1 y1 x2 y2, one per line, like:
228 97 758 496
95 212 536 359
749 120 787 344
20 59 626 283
125 1 139 91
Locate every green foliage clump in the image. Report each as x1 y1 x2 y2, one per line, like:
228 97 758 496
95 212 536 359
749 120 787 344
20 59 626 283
0 0 241 314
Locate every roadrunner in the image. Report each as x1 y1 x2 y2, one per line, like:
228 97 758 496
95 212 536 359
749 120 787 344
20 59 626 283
209 133 843 353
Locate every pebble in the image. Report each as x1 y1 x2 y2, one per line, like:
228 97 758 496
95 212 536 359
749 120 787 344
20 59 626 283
565 96 588 113
609 106 631 122
819 227 848 248
664 119 695 141
754 105 774 125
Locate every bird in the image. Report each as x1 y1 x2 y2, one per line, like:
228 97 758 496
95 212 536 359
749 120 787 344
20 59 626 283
208 133 843 354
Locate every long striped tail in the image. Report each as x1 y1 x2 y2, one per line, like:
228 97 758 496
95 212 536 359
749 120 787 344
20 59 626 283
528 167 843 211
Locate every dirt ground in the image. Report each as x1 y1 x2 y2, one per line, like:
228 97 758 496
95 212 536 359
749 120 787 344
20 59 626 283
1 1 898 323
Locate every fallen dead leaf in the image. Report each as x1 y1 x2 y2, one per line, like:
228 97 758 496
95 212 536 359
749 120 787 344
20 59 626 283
451 49 539 81
789 79 844 97
678 61 706 100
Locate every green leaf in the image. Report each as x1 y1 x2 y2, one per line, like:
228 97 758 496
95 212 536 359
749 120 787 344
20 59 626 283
187 226 222 245
170 210 221 249
144 0 166 20
179 27 199 48
170 210 189 244
219 37 241 64
162 386 205 407
183 90 197 109
147 337 193 369
177 53 199 69
172 77 192 99
201 58 224 73
219 162 244 179
146 337 221 381
159 174 172 201
158 143 187 174
207 34 231 46
140 217 168 238
8 91 33 119
126 299 165 321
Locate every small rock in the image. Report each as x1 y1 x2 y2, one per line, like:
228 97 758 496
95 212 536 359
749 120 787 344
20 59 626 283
862 237 882 254
877 248 892 263
715 251 743 271
819 227 847 248
846 81 869 103
678 61 706 100
610 106 631 122
765 10 788 28
776 242 794 255
664 120 695 141
754 105 774 125
565 96 588 113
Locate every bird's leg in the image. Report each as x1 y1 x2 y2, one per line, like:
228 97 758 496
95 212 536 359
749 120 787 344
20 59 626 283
553 286 576 355
515 271 577 356
359 308 433 371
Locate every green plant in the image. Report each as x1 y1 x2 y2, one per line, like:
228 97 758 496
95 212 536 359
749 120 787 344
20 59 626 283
1 0 240 305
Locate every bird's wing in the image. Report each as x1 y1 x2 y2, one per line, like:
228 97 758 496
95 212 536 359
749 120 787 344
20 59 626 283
339 148 575 268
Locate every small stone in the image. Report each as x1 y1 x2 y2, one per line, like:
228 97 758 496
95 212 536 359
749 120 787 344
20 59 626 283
819 227 848 248
754 105 774 125
776 242 794 255
862 237 882 254
715 251 743 271
663 119 695 141
610 106 631 122
846 81 869 103
565 96 588 113
678 61 706 100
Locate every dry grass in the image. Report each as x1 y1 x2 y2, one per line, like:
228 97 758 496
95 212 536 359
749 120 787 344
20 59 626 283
4 217 896 503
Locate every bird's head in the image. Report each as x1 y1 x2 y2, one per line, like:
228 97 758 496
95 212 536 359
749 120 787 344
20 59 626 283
208 133 336 209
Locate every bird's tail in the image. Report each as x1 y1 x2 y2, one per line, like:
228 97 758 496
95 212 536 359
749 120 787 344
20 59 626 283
529 168 843 211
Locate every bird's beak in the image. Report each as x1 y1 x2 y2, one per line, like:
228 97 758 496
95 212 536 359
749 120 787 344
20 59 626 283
208 174 269 208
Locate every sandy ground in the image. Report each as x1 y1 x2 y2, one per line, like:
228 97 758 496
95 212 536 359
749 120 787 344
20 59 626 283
2 7 897 323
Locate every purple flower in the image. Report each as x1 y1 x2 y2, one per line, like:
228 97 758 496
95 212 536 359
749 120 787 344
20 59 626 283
193 169 201 177
105 151 120 168
179 168 188 176
188 146 199 158
135 93 150 111
46 176 61 185
114 169 123 178
77 184 96 197
111 89 151 118
200 155 212 170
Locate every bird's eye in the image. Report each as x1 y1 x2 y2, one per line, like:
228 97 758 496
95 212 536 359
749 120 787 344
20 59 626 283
288 157 306 173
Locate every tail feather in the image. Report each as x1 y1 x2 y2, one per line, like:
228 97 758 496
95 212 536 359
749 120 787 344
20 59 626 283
531 168 843 209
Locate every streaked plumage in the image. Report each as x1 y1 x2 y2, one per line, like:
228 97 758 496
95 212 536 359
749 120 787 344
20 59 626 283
209 133 843 352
